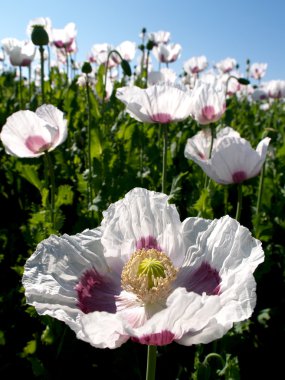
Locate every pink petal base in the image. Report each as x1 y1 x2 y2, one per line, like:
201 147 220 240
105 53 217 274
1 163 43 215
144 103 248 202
150 113 172 124
132 330 175 345
232 171 247 183
201 106 216 122
25 135 51 153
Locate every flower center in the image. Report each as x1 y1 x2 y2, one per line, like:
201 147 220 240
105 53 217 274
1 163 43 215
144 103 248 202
121 248 177 305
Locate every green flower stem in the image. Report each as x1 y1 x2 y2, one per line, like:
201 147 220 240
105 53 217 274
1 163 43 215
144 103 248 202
146 345 157 380
65 48 69 84
104 49 124 100
28 64 32 105
144 49 150 87
162 123 168 193
204 124 215 189
140 124 145 185
209 123 216 159
235 183 243 221
85 74 93 216
44 152 56 229
224 186 229 214
39 45 45 104
256 163 265 216
19 66 23 109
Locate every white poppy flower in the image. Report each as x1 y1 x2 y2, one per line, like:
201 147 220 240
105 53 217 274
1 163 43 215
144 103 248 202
1 38 36 67
265 80 285 99
114 41 136 63
23 187 264 348
0 104 67 157
116 84 192 123
250 63 268 80
183 55 208 75
189 80 226 125
185 126 240 160
147 68 177 86
152 43 182 63
52 22 77 50
215 57 237 74
185 129 271 184
148 31 171 45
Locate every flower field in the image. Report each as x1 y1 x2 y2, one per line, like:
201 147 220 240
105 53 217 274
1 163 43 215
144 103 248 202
0 22 285 380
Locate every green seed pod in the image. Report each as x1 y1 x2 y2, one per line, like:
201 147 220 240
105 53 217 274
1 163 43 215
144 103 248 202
121 59 132 76
81 61 92 74
146 40 155 51
31 25 49 46
238 78 250 85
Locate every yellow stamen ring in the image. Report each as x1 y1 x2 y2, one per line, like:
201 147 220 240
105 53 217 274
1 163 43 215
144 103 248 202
121 248 177 305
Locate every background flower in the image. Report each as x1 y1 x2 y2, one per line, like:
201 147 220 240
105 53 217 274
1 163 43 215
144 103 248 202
116 83 192 124
185 130 271 184
0 104 67 157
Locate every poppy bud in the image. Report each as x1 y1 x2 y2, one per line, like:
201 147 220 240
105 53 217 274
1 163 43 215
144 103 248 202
238 78 250 85
31 25 49 46
120 59 132 76
146 40 155 51
81 61 92 74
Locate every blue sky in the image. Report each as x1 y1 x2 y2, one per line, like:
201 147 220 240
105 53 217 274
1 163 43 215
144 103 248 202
1 0 285 81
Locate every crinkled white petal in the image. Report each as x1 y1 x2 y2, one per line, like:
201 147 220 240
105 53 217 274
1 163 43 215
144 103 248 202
181 215 264 273
123 288 224 344
116 290 148 327
80 260 259 348
36 104 68 148
101 187 185 267
22 229 109 338
81 311 129 348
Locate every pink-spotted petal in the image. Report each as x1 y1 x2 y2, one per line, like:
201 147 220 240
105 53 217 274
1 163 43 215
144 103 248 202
22 229 114 338
101 188 185 267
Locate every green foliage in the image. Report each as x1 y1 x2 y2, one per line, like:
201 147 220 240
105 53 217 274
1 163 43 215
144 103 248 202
0 67 285 379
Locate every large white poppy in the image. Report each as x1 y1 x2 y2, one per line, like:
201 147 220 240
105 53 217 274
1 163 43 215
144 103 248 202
23 188 264 349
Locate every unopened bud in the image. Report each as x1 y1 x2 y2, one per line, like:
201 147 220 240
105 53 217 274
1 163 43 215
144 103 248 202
81 61 92 74
146 40 155 51
238 78 250 85
121 59 132 76
31 25 49 46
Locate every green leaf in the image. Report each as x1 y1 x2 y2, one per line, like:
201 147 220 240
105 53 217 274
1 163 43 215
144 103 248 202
90 128 103 158
41 325 54 345
55 185 74 208
193 188 213 218
95 64 105 99
217 354 240 380
22 339 37 356
0 330 5 345
16 162 43 192
168 172 188 203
